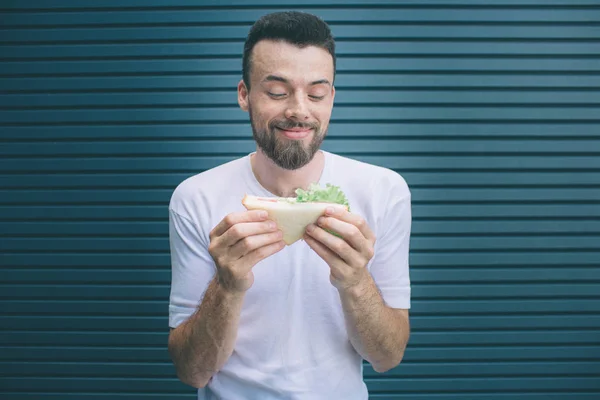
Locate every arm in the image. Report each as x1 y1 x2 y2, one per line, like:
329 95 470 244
338 274 410 373
304 198 411 372
168 277 245 388
168 208 285 388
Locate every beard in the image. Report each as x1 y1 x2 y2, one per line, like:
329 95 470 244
249 106 326 170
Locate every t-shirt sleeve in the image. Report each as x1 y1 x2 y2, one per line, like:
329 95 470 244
168 208 216 329
369 176 412 309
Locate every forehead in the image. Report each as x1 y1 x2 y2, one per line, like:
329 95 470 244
250 40 334 84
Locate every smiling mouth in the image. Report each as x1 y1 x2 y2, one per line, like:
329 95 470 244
276 127 312 139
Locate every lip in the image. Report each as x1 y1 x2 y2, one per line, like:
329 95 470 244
277 127 312 139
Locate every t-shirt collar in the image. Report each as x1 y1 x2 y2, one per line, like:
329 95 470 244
243 149 332 198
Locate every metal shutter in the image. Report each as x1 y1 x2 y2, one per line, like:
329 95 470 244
1 1 599 399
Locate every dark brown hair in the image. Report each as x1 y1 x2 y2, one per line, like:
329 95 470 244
242 11 336 89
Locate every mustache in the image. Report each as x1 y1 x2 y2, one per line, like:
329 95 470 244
270 120 319 131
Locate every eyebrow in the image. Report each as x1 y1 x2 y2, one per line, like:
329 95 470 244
263 75 331 86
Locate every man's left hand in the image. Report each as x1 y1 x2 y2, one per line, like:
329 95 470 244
304 207 376 291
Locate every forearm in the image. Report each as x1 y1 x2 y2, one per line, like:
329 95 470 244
339 274 410 373
168 276 245 388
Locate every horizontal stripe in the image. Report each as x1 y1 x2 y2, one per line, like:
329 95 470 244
368 396 600 400
2 140 599 156
1 283 599 300
1 375 599 392
0 377 188 393
2 124 599 139
0 285 171 300
6 0 600 7
3 42 600 59
2 172 600 189
4 25 600 44
366 377 600 392
0 188 597 204
4 90 600 107
4 74 600 92
2 266 599 284
3 155 597 172
0 395 194 400
1 9 598 28
2 58 600 77
1 393 598 400
2 252 599 266
2 172 600 188
5 0 600 9
364 360 600 377
2 236 600 252
2 345 598 363
1 315 597 331
2 299 600 316
3 107 600 124
1 360 598 378
3 220 599 236
1 204 599 220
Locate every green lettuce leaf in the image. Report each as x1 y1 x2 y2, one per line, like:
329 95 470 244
294 183 350 211
293 183 350 239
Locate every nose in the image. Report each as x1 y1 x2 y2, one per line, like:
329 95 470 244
284 93 310 121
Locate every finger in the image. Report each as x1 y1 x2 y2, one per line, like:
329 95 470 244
243 239 286 266
210 210 268 240
303 233 342 267
305 224 360 267
230 229 284 260
219 219 278 248
316 216 373 257
324 207 376 244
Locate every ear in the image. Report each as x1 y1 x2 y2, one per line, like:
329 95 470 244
238 79 249 112
331 85 336 103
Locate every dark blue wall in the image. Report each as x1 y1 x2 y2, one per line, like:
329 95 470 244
1 1 599 399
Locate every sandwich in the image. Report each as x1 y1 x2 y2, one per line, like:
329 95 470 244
242 183 350 245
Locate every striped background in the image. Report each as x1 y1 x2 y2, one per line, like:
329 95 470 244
1 1 599 399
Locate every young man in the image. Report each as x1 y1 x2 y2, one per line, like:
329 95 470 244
167 11 412 400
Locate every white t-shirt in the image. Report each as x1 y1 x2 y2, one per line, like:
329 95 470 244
168 150 412 400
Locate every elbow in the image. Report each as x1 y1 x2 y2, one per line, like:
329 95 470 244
371 356 403 374
372 365 391 374
168 331 212 389
171 356 213 389
177 372 211 389
371 309 410 373
371 347 407 374
170 355 213 389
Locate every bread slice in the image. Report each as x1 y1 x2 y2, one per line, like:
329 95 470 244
242 194 348 245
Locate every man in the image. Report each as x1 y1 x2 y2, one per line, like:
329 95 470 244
167 11 411 400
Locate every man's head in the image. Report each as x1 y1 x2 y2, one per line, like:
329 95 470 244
238 11 336 170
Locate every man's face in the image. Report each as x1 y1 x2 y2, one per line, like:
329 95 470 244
238 40 335 170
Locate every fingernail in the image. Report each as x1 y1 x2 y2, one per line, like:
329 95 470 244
306 224 314 233
326 207 334 215
317 217 325 225
269 221 276 229
259 211 268 218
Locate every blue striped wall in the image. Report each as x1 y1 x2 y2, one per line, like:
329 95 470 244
1 1 599 399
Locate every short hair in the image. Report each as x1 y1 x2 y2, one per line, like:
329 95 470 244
242 11 336 89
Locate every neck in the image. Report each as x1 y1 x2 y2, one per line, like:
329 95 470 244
251 148 325 198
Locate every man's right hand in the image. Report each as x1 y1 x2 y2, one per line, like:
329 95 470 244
208 210 285 294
